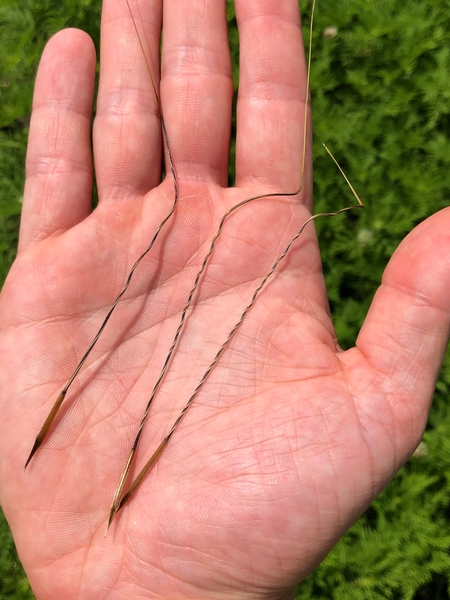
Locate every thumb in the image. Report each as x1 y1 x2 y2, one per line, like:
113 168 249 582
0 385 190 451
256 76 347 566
353 207 450 457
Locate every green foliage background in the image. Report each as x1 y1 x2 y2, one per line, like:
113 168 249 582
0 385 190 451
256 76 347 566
0 0 449 598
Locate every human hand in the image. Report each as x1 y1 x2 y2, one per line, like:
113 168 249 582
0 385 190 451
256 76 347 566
1 0 449 598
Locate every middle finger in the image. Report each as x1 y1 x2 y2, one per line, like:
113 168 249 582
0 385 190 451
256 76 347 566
161 0 234 186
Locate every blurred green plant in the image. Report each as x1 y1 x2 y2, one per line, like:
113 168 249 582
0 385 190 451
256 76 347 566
1 0 449 598
0 509 34 600
0 0 101 284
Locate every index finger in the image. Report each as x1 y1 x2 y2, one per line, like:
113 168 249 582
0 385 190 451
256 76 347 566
235 0 311 202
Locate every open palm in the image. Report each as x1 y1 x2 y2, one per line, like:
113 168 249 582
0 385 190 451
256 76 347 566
1 0 449 599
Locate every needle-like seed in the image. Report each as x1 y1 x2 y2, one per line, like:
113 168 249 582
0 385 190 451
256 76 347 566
109 198 363 528
104 0 361 530
24 0 177 470
105 0 318 529
26 0 365 536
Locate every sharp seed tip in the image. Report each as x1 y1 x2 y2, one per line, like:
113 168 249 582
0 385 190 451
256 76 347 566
105 513 115 537
105 502 119 537
24 440 40 471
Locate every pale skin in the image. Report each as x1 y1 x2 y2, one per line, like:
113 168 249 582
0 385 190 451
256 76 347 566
0 0 449 598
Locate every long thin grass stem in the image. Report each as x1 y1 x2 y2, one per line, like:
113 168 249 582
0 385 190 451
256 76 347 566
112 199 363 523
25 0 178 470
105 0 320 528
